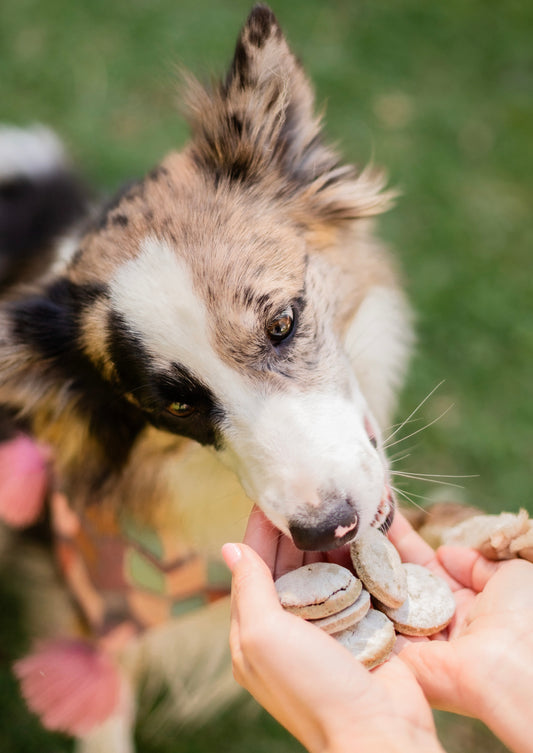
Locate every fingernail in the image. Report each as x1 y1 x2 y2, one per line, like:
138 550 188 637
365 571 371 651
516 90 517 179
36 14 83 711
221 543 242 571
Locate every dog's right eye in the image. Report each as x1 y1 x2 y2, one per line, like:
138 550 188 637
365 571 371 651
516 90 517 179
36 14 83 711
266 306 295 344
166 401 196 418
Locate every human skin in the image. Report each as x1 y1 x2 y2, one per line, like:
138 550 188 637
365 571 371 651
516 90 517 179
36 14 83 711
225 507 533 753
389 512 533 753
223 509 445 753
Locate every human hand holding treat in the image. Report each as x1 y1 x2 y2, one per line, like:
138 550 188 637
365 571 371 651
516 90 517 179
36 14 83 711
390 511 533 753
222 508 446 753
225 507 533 753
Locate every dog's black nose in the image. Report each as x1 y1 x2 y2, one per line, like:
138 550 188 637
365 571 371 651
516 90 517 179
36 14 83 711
289 501 359 551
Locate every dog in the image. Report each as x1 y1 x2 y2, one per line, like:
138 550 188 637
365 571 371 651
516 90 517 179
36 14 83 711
0 5 412 751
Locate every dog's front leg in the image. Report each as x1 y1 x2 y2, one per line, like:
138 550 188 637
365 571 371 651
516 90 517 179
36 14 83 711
76 670 136 753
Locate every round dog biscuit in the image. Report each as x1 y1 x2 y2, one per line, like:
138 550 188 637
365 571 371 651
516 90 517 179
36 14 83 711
309 588 371 634
378 563 455 636
335 609 396 669
275 563 362 619
350 526 407 608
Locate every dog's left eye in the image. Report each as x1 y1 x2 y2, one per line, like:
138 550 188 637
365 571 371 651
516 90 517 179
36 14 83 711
267 307 294 344
166 402 196 418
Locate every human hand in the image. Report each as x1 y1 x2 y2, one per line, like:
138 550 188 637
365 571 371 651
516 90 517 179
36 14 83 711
222 509 445 753
389 511 533 753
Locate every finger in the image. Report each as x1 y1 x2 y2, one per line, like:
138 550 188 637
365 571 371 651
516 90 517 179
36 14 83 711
273 534 306 579
242 506 281 573
388 510 439 566
325 543 353 570
445 587 477 639
222 542 282 618
388 511 461 588
437 546 502 593
303 550 324 565
397 639 463 713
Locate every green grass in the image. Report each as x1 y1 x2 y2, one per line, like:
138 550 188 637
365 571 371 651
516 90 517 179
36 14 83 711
0 0 531 751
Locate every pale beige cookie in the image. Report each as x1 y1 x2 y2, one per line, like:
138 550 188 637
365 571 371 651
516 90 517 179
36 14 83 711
510 522 533 562
275 563 362 619
443 509 530 560
334 609 396 669
350 526 407 608
378 563 455 636
309 589 371 634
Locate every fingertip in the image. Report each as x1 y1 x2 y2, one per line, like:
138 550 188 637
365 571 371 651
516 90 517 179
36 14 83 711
437 545 500 591
388 510 436 567
221 543 243 572
387 509 412 543
243 507 281 571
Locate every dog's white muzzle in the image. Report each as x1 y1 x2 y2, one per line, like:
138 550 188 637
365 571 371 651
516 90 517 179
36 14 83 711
219 389 388 550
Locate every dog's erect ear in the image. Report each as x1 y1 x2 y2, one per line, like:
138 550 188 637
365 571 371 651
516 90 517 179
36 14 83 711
184 4 393 229
222 4 317 171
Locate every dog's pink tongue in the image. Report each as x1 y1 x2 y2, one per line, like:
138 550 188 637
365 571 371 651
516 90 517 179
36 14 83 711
0 435 49 527
14 640 121 735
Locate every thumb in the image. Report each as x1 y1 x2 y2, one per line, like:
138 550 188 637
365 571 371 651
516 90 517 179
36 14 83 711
222 542 283 617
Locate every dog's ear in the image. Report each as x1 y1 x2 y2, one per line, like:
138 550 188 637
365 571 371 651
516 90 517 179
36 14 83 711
184 4 393 233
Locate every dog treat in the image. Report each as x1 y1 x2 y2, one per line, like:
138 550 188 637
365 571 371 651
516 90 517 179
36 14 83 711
350 526 407 608
309 588 371 634
509 527 533 563
275 562 362 619
378 562 455 636
334 609 396 669
443 508 531 560
276 527 457 668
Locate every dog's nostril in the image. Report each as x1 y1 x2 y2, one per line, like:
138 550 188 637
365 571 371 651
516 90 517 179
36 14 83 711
289 502 359 551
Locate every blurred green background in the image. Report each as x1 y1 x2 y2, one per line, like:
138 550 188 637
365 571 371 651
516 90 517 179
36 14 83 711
0 0 531 751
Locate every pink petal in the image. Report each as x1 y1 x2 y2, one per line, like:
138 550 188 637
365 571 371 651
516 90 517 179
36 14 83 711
14 640 121 735
0 435 49 527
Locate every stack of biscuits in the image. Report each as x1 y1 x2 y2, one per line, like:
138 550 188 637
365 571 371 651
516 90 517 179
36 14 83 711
275 526 455 669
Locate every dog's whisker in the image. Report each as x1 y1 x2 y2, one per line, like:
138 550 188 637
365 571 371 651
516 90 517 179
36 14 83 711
390 484 428 513
388 451 412 465
393 486 432 502
382 417 427 435
384 402 455 449
383 380 446 445
392 471 479 480
390 471 466 490
385 441 421 460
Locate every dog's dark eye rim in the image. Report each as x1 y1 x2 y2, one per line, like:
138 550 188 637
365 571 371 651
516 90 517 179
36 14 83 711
166 401 196 418
266 305 295 344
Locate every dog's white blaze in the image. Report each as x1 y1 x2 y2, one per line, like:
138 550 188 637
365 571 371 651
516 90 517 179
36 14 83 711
109 237 242 400
110 237 385 537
